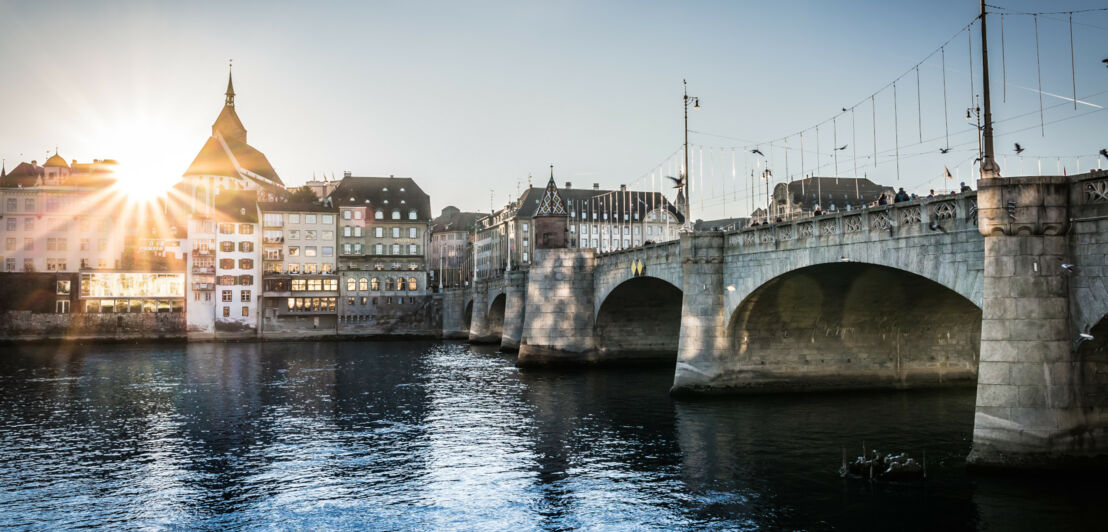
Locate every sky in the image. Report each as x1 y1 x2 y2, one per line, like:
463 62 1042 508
1 0 1106 221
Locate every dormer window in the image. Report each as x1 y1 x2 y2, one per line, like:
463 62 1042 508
382 187 388 192
408 209 417 220
392 210 400 220
400 200 406 204
375 210 384 220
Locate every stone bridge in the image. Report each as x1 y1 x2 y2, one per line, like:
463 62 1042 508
445 172 1108 468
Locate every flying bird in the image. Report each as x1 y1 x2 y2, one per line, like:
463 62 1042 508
1061 263 1076 274
837 145 847 151
929 219 948 234
664 175 683 189
751 148 764 157
1077 325 1095 350
940 147 951 154
1014 142 1025 154
1099 148 1107 160
1103 58 1108 67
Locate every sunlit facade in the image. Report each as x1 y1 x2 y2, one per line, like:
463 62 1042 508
79 272 185 313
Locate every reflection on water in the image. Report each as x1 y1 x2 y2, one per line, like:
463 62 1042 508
0 341 1104 530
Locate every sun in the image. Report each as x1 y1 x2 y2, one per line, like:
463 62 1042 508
97 117 191 203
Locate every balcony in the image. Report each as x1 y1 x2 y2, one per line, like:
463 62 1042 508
191 249 213 257
191 282 214 291
262 237 285 244
192 266 215 275
263 253 284 261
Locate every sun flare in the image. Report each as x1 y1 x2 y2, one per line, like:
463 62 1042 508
97 118 191 203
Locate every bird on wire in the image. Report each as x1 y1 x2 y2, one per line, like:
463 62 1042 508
1014 143 1025 154
751 148 764 157
1099 148 1107 160
842 107 848 112
940 147 951 154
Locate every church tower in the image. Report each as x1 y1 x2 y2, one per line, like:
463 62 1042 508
533 165 568 249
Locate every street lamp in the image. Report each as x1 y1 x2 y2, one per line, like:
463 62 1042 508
682 79 699 232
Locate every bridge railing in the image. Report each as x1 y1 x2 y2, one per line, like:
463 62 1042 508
726 190 979 252
595 239 681 264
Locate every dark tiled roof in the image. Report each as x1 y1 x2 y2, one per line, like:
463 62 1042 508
511 186 684 224
431 207 483 233
775 176 893 211
695 217 749 231
183 135 282 186
258 201 337 213
0 162 42 187
327 176 432 220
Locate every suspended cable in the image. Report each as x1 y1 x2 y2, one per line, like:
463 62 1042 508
1069 13 1077 111
967 25 975 104
893 82 901 181
942 46 950 148
851 107 858 178
872 96 877 167
816 125 821 176
800 132 805 178
1034 14 1044 135
916 67 923 143
833 117 839 176
1001 14 1007 102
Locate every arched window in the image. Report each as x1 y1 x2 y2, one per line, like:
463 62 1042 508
358 277 369 291
374 210 383 220
408 209 417 220
370 277 380 291
346 277 355 292
396 278 405 291
408 277 417 291
391 210 400 220
384 278 394 291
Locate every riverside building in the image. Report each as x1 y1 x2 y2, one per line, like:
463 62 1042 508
428 206 481 290
258 201 339 336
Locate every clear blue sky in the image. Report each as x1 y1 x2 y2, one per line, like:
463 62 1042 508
1 0 1105 220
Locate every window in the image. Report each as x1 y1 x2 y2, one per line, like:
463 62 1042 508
239 224 254 234
239 259 253 269
391 227 400 238
408 210 417 220
220 259 235 269
375 210 383 220
305 246 317 257
358 277 369 291
218 276 235 286
263 213 283 226
370 277 380 290
391 244 400 255
343 226 351 237
5 238 13 251
324 279 338 291
346 277 356 291
292 279 306 291
288 246 300 257
24 218 33 231
239 275 254 286
222 290 232 302
408 244 417 255
523 252 529 263
375 244 384 255
304 263 317 274
6 218 15 231
220 241 235 252
287 263 300 274
219 223 235 234
57 280 71 295
322 215 334 224
522 223 529 232
322 230 334 240
322 246 333 257
80 238 89 251
242 306 249 317
306 214 317 224
409 227 417 238
347 296 355 306
375 227 384 238
241 290 251 302
290 214 301 224
305 230 317 240
307 279 323 291
343 210 352 220
5 198 15 211
56 300 70 314
24 199 34 211
392 210 400 220
408 277 417 291
322 263 334 274
47 238 57 251
354 211 363 220
396 278 405 292
5 258 14 271
223 307 230 317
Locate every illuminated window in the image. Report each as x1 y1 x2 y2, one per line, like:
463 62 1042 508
219 223 234 234
408 277 417 291
358 277 368 291
238 224 253 235
223 306 230 317
241 290 251 302
346 277 356 291
222 290 232 302
242 306 249 317
392 210 400 220
408 210 417 220
370 277 380 291
375 210 383 220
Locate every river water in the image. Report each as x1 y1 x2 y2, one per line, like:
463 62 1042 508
0 340 1104 530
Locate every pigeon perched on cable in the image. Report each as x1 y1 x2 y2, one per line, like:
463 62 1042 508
1014 142 1025 154
751 148 764 157
842 107 848 112
940 147 951 154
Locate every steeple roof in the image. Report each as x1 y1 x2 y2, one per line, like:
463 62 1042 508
535 166 567 217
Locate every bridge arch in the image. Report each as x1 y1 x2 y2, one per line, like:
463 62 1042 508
725 261 981 390
488 293 506 340
594 276 683 362
463 299 473 331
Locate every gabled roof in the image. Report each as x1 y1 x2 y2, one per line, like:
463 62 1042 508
431 207 483 233
507 185 684 224
0 162 42 187
327 176 433 220
183 132 282 186
535 176 567 217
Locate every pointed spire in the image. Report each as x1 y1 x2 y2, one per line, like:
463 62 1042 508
1 158 6 179
225 59 235 107
536 164 567 217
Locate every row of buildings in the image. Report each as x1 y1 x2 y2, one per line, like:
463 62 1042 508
0 69 683 340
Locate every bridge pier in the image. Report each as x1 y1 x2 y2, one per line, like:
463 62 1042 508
500 271 527 352
517 248 598 366
672 232 730 392
441 288 469 339
468 280 497 344
968 175 1108 468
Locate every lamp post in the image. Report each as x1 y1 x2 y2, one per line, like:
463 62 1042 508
968 94 983 185
682 79 699 232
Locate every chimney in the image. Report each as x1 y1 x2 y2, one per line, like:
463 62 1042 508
593 183 599 190
620 184 627 192
565 182 572 189
343 171 351 178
